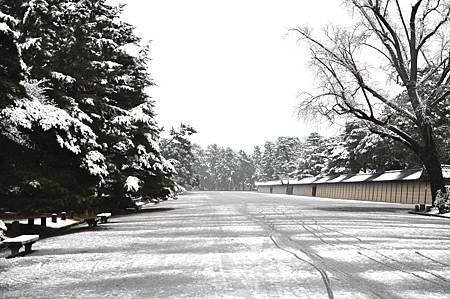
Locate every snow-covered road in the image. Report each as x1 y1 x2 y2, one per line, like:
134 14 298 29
1 192 450 298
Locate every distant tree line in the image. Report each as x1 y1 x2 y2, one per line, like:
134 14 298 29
165 121 450 191
0 0 176 213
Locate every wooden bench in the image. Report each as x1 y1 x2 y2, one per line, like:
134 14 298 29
96 213 112 223
125 201 147 213
3 235 39 258
85 217 99 227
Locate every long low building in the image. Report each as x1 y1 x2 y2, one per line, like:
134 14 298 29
255 167 450 205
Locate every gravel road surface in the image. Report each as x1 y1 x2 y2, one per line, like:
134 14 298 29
1 191 450 298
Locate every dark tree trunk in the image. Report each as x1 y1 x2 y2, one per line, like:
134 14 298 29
419 125 445 204
421 151 445 204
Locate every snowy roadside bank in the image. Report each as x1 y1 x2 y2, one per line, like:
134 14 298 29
408 210 450 219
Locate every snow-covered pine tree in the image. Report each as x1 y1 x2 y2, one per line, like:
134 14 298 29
215 147 235 190
0 1 107 212
0 5 27 210
203 144 221 190
251 145 263 182
161 123 198 191
0 5 25 106
343 121 421 173
295 132 325 177
236 150 256 190
319 136 349 175
0 0 176 211
191 144 206 190
59 0 176 206
272 137 301 178
261 141 276 180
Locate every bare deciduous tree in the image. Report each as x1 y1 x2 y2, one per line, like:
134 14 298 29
294 0 450 201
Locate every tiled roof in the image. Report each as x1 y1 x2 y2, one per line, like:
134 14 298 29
255 166 450 186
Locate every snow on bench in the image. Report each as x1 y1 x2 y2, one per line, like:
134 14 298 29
18 217 79 229
96 213 112 223
3 235 39 258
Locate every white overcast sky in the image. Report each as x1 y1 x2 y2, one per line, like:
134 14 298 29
112 0 350 150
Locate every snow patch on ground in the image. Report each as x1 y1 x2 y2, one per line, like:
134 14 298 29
398 290 448 299
359 270 411 284
313 248 369 263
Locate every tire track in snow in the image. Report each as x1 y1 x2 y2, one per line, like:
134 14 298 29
247 206 391 299
243 206 334 298
269 235 334 299
289 211 450 288
307 219 450 286
415 251 450 267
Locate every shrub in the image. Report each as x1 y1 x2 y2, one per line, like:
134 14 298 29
434 190 450 214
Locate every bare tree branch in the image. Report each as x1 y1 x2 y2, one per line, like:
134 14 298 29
417 7 450 51
395 0 410 42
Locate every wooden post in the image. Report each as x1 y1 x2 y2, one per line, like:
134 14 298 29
395 183 398 203
400 182 404 203
406 183 409 204
371 183 374 201
389 183 393 203
51 214 57 223
41 216 46 227
418 182 421 204
28 218 34 226
424 184 428 204
384 183 388 202
61 212 66 221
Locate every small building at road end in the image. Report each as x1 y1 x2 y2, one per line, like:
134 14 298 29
255 166 450 205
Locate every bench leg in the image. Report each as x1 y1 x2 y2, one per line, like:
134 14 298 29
24 243 34 254
8 245 21 257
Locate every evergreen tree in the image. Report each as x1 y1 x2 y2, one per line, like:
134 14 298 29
320 136 349 175
295 132 325 177
236 150 256 190
273 137 300 178
0 1 106 211
0 0 176 212
192 144 207 190
161 123 197 191
204 144 221 190
216 147 236 190
343 121 421 173
261 141 276 180
0 5 25 107
251 145 262 182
